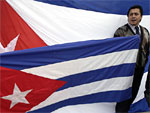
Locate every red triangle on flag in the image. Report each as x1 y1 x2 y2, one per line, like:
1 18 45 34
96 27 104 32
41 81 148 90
0 66 66 112
0 1 47 51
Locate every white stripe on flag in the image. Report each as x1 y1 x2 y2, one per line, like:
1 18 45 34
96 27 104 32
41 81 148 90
51 103 116 113
22 49 138 79
30 76 133 111
132 72 148 104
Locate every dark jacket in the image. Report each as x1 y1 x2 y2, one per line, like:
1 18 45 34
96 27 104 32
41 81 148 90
114 24 150 68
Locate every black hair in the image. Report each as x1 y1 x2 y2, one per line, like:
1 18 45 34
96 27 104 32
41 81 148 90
127 5 143 16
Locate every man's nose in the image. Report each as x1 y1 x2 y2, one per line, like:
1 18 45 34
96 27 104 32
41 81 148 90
132 14 136 18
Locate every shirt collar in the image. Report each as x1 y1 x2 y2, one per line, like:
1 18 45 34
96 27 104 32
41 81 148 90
128 23 140 34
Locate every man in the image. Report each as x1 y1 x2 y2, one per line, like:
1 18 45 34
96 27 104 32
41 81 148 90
114 5 150 112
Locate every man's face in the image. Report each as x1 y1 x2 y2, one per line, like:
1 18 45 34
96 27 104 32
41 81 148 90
128 8 142 26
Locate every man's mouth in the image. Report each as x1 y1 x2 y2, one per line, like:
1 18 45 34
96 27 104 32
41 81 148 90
131 20 137 22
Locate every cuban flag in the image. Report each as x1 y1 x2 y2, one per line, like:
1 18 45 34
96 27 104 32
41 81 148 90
1 35 140 113
0 0 150 112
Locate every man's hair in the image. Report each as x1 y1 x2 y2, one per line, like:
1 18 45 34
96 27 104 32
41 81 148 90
127 5 143 16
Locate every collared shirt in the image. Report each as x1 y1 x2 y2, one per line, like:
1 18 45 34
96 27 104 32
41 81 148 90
128 23 141 35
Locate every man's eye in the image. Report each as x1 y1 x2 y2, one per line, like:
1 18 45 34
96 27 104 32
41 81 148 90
135 13 139 16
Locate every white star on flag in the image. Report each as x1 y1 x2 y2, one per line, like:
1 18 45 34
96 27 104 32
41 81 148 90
1 83 32 109
0 34 19 53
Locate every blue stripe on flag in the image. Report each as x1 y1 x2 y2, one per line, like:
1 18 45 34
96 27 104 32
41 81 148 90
58 64 135 91
0 35 140 70
35 0 150 15
144 53 150 73
129 98 149 113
